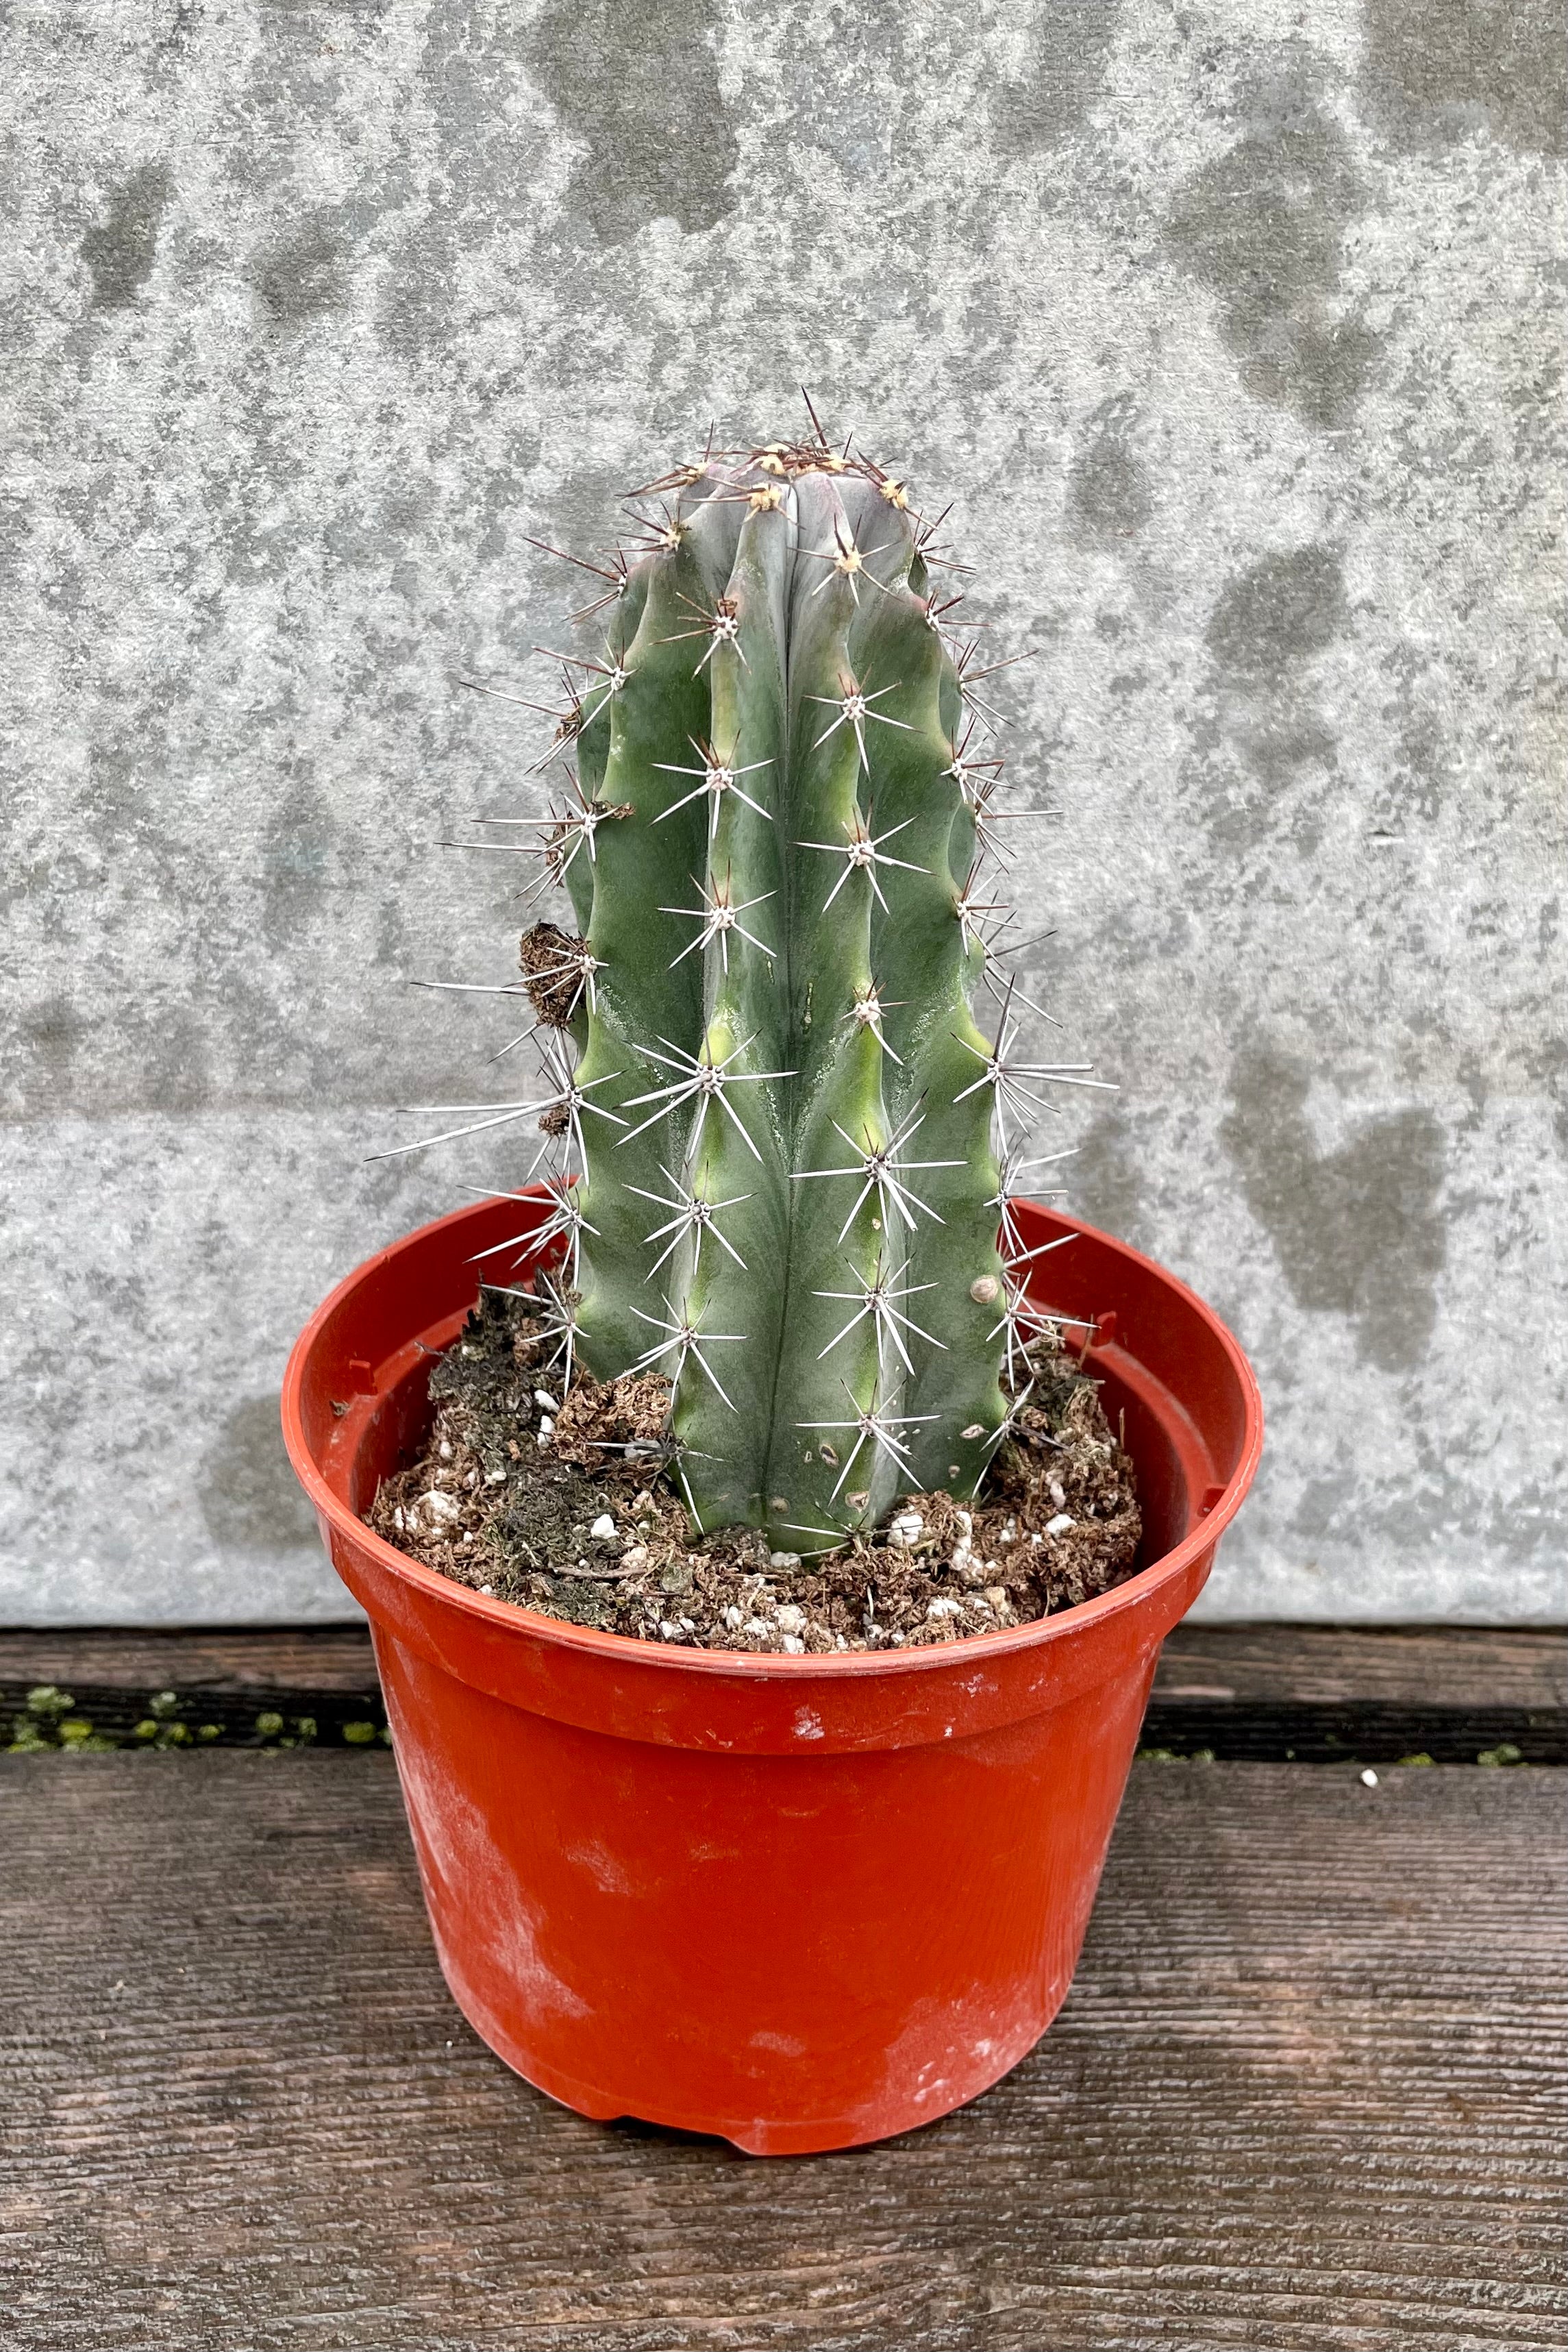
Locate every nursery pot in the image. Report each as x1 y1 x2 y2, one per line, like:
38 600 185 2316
282 1194 1261 2155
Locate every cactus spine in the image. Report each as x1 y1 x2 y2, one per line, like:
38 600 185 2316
466 432 1077 1549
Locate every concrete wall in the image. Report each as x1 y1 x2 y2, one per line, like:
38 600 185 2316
4 0 1563 1625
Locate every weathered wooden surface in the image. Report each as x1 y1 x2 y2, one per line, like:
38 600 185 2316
1146 1625 1567 1763
1 1752 1562 2351
5 1624 1563 1759
0 1626 387 1748
5 1621 1561 1703
0 1623 380 1692
1156 1623 1567 1707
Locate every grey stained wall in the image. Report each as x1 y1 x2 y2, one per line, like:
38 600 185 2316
3 0 1563 1624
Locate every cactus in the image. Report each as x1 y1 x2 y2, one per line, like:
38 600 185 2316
433 425 1091 1550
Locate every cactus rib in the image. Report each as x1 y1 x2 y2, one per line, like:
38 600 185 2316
431 425 1086 1551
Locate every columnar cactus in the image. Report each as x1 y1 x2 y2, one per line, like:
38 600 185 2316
450 430 1085 1550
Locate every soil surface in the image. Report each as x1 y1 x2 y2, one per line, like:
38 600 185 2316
369 1285 1141 1653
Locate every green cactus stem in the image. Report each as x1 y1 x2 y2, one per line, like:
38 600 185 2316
423 426 1095 1549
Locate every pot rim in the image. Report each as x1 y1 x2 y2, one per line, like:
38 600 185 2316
282 1194 1263 1686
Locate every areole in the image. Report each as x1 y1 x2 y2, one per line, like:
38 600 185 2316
282 1189 1262 2155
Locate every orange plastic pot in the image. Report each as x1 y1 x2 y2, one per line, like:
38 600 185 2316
282 1194 1261 2155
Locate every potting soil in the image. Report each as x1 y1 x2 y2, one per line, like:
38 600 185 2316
369 1285 1141 1653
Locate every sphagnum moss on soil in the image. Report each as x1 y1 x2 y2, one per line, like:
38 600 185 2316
369 420 1138 1642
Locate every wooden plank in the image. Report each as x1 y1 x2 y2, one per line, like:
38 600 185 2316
1147 1626 1567 1764
0 1628 386 1749
5 1620 1560 1706
1 1752 1561 2351
1154 1623 1567 1708
0 1625 378 1692
4 1625 1563 1759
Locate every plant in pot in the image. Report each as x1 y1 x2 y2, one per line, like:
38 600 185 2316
283 423 1262 2156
